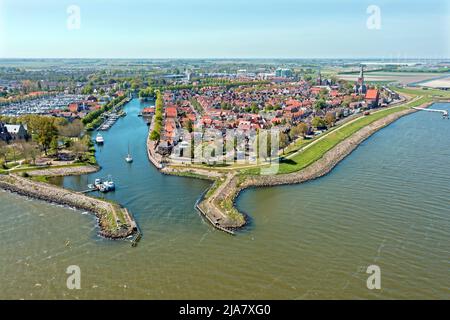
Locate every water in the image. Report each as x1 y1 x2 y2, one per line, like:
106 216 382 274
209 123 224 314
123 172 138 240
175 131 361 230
0 100 449 299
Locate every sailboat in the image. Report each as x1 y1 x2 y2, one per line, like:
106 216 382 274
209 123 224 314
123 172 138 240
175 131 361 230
125 144 133 163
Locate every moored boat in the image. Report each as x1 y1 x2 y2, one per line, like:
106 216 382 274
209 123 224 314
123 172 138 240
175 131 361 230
95 133 104 144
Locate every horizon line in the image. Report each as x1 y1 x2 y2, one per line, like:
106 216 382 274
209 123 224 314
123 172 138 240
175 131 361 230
0 57 449 61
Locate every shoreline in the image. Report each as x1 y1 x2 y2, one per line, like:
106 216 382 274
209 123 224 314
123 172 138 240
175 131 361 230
196 101 434 233
227 107 420 209
143 96 443 234
146 127 239 231
25 164 100 177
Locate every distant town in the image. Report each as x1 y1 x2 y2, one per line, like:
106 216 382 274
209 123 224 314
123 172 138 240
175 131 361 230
3 59 444 166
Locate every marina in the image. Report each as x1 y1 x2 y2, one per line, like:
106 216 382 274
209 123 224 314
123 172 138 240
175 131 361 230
0 94 88 116
98 110 127 131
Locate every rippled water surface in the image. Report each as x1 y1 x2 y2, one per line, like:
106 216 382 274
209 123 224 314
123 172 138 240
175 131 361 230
0 100 449 299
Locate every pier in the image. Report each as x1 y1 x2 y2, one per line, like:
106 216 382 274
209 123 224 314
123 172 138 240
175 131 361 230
413 107 449 118
125 208 142 247
98 111 126 131
0 174 139 241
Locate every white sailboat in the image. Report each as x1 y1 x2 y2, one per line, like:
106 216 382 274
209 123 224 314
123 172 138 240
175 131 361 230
125 144 133 163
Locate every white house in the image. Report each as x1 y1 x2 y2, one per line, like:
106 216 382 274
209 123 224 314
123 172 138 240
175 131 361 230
5 124 28 140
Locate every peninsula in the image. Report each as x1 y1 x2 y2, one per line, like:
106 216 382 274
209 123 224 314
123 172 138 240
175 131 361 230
146 83 450 233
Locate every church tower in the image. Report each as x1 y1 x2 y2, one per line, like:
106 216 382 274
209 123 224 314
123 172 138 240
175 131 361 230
356 64 367 95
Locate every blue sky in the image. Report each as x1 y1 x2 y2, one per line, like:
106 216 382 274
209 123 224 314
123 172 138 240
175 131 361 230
0 0 448 58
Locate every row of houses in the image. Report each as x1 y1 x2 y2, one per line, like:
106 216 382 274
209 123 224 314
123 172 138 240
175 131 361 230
151 79 388 158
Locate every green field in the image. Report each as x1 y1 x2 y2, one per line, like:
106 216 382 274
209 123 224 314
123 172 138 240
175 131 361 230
390 86 450 99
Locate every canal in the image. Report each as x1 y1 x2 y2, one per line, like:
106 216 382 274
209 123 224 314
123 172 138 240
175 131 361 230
0 100 448 299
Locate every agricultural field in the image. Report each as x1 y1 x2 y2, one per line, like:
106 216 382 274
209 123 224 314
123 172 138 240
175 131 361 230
338 71 448 86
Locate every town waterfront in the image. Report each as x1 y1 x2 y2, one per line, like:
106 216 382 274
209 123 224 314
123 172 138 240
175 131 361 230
0 99 449 299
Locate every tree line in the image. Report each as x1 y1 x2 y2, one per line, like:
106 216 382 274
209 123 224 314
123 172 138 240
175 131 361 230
149 91 164 141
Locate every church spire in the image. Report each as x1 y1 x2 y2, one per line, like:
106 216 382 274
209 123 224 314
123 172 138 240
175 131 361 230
359 64 364 84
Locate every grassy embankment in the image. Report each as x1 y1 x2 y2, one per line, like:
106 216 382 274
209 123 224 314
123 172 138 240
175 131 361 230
244 96 431 176
210 94 435 226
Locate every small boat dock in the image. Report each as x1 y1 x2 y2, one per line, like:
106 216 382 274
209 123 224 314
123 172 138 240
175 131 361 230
83 176 116 193
98 112 123 131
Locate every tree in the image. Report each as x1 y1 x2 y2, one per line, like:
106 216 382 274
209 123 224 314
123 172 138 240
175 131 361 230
31 117 58 155
279 132 290 154
81 84 93 95
319 88 328 99
17 141 39 165
50 137 59 154
290 122 308 138
325 113 336 127
256 130 273 162
150 130 160 141
342 96 353 108
0 140 8 165
184 119 193 133
314 99 327 110
58 119 84 138
70 140 89 161
312 116 327 129
7 143 18 163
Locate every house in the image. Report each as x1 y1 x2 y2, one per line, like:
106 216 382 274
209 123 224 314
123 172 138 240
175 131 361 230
68 103 81 113
5 124 28 140
165 107 177 118
0 122 11 142
142 107 155 116
365 89 380 108
86 95 98 102
157 140 173 156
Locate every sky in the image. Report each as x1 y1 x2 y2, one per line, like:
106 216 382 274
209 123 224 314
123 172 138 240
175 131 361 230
0 0 449 59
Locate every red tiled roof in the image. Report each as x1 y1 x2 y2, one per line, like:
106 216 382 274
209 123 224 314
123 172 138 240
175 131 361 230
142 107 155 114
165 107 177 118
365 89 379 100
